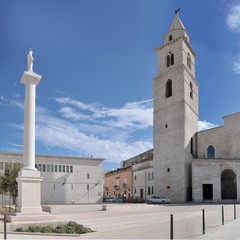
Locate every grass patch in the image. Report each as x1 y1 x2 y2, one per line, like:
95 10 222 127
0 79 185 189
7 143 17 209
15 221 94 234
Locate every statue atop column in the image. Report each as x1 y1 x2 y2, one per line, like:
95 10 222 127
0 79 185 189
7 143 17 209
27 48 34 72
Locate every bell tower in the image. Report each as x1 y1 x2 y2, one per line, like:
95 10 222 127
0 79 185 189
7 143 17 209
153 12 198 202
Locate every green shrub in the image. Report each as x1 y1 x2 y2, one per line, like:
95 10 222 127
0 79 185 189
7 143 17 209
15 227 23 232
41 226 54 233
15 222 94 234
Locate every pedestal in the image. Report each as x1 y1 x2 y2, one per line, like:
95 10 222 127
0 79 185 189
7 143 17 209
8 169 55 222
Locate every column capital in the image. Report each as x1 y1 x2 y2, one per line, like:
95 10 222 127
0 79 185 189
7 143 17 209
21 71 42 85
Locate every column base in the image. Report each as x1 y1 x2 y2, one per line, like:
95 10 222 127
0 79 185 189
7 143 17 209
7 211 55 222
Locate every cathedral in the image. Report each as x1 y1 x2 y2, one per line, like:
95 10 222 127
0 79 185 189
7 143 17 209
153 12 240 203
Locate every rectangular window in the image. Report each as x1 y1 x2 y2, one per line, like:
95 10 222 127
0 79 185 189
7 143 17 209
152 186 154 194
54 184 55 190
71 184 73 190
87 184 89 190
167 168 170 172
42 164 46 172
63 165 65 173
148 186 151 194
47 164 50 172
59 165 61 172
134 188 137 194
55 165 58 172
38 164 42 171
87 173 90 179
51 165 54 172
134 175 137 180
70 166 73 173
66 166 69 173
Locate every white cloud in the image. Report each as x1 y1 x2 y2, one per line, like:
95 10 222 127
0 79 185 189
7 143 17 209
227 4 240 32
34 97 153 163
198 120 218 131
232 60 240 74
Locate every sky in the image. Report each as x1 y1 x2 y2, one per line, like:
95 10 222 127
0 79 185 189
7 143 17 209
0 0 240 170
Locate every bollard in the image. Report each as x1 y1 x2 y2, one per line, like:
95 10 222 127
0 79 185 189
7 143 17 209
202 209 205 235
222 206 224 225
4 214 6 239
234 201 236 220
170 214 173 240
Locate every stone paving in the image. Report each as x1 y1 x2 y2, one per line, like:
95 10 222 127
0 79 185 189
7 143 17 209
0 203 239 239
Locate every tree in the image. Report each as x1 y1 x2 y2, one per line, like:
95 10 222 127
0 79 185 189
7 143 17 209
0 163 21 210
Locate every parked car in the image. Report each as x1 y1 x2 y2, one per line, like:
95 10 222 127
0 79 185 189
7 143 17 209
112 197 125 203
104 197 114 202
126 196 145 203
147 196 170 204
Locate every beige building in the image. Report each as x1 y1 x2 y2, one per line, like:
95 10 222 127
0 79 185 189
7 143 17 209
0 152 104 204
153 12 240 203
104 166 132 198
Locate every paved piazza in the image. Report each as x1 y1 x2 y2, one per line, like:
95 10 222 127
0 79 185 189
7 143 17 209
1 203 240 239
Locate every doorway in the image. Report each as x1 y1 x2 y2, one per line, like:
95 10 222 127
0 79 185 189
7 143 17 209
140 189 144 198
203 184 213 200
221 169 237 200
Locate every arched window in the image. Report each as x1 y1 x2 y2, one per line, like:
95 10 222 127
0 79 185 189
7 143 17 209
190 82 193 99
187 53 191 69
169 35 173 41
166 79 172 98
166 52 174 67
207 145 215 159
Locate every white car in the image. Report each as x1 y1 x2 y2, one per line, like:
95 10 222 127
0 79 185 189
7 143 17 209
147 196 170 204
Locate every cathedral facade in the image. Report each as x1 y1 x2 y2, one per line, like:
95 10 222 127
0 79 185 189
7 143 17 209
153 12 240 203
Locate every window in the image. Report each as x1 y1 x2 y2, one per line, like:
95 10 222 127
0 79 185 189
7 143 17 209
54 184 55 190
148 186 151 194
169 35 172 41
165 124 168 128
187 53 191 69
166 79 172 98
47 164 50 172
134 188 137 194
167 186 170 189
167 52 174 67
152 186 154 194
63 165 65 173
55 165 58 172
59 165 61 172
134 175 137 180
87 173 90 179
207 145 215 159
70 166 73 173
87 184 89 190
42 164 46 172
190 82 193 99
38 164 42 171
66 166 69 173
51 165 54 172
167 168 170 172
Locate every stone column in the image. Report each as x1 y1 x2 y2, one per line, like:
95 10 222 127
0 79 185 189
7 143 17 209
22 72 40 170
10 50 54 221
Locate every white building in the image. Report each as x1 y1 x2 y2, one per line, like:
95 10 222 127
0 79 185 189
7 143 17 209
122 149 153 201
0 152 104 204
153 12 240 203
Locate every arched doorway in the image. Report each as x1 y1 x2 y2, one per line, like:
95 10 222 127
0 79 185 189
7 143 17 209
221 169 237 200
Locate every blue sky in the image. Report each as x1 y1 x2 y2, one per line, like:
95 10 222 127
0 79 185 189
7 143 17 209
0 0 240 170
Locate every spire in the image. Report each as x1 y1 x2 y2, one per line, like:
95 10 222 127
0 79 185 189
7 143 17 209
169 12 186 32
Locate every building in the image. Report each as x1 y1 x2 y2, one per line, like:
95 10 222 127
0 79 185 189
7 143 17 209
153 12 240 203
192 112 240 202
153 12 198 202
122 149 153 201
0 152 104 204
103 149 153 201
104 166 132 198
